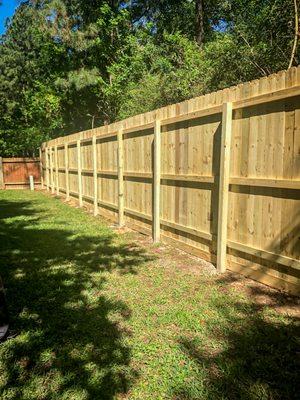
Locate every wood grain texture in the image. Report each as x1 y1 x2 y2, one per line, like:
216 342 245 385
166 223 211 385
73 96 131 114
153 119 161 242
45 149 49 190
217 103 233 272
55 145 59 195
42 66 300 294
50 148 54 194
117 129 124 227
77 139 83 207
92 135 98 216
64 144 70 200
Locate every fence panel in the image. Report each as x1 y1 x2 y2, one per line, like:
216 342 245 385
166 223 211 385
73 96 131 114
40 66 300 294
0 157 41 189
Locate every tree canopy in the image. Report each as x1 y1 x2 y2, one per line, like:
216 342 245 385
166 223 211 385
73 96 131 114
0 0 298 156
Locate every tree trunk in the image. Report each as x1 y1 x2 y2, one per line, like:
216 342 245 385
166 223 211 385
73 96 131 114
195 0 204 46
288 0 299 68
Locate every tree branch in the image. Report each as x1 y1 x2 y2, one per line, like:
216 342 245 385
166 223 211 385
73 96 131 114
238 32 268 76
195 0 204 46
288 0 299 68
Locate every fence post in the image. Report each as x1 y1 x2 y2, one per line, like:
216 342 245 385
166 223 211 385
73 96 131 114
0 157 4 190
117 128 124 227
153 119 161 243
50 147 55 194
64 143 70 201
217 102 233 273
77 139 83 207
45 148 49 191
92 135 98 216
39 148 44 189
55 145 59 195
29 175 34 191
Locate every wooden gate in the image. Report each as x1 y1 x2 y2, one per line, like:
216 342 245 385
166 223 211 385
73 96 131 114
0 157 41 189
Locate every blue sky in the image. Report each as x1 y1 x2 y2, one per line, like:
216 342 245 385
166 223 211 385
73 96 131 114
0 1 20 34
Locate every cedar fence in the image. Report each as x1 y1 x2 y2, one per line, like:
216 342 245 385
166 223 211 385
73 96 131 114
0 157 42 189
41 67 300 295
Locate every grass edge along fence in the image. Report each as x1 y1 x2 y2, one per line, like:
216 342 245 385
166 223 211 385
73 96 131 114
41 67 300 295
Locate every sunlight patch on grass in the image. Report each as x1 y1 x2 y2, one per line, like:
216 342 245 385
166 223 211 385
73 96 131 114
0 190 298 400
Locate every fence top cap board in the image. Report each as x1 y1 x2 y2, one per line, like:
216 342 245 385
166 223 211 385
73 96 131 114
43 66 300 148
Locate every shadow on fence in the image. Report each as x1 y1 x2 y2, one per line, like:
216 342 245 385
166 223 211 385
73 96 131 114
0 198 153 399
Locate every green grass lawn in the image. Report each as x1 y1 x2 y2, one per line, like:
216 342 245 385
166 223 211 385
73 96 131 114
0 190 299 400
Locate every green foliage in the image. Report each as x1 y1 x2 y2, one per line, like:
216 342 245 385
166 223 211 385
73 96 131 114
0 0 298 155
112 32 206 119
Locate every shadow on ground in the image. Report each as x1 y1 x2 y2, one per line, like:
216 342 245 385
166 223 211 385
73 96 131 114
0 197 152 399
174 274 300 400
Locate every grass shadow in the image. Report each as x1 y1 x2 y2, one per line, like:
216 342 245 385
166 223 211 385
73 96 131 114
0 194 153 399
175 289 299 400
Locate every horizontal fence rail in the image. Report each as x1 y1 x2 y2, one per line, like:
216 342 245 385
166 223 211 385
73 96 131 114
41 67 300 295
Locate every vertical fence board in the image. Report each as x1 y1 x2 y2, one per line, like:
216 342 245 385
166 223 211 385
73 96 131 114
93 135 98 216
39 148 44 188
46 148 49 190
217 103 233 272
0 157 4 189
41 66 300 294
65 144 70 200
153 119 161 242
55 145 59 195
50 148 54 194
77 139 83 207
118 129 124 227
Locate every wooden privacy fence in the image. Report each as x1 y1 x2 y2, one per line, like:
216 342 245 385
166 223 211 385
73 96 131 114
41 67 300 295
0 157 42 189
